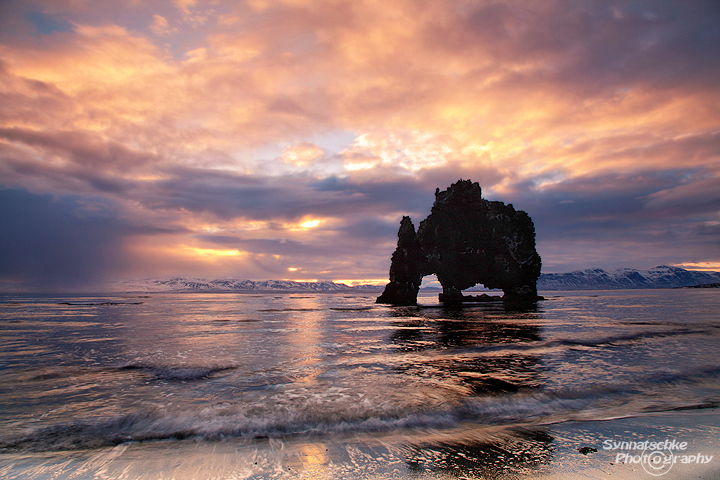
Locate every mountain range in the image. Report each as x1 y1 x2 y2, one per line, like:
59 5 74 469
116 266 720 293
537 266 720 290
117 278 382 293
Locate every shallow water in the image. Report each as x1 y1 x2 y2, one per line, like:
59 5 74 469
1 289 719 478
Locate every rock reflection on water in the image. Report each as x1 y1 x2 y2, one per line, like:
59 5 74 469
385 302 552 477
278 424 555 479
404 428 554 479
390 303 544 397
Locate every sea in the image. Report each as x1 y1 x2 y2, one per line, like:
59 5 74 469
0 289 719 479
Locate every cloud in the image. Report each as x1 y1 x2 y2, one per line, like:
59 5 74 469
0 0 719 287
0 127 158 171
0 188 129 291
513 168 720 271
280 142 326 167
641 176 720 215
150 15 177 36
446 0 720 92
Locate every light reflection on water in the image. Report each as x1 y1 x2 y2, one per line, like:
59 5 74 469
0 290 719 478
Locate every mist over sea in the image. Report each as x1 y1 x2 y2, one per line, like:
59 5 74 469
1 289 719 479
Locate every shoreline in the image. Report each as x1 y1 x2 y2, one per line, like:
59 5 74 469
1 408 718 479
536 409 720 480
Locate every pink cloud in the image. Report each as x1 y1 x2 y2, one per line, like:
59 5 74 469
0 0 719 287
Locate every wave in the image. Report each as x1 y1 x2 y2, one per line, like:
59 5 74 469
3 377 718 453
212 318 261 323
330 306 374 311
57 301 144 306
115 364 237 381
549 328 709 348
0 396 560 452
434 327 711 359
257 308 321 312
26 364 237 383
473 327 711 355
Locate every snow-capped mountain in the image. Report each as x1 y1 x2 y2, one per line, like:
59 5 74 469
538 266 720 290
117 277 382 293
116 266 719 293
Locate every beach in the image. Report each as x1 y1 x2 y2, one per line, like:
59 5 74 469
1 409 718 479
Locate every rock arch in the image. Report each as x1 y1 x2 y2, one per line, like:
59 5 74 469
376 180 542 305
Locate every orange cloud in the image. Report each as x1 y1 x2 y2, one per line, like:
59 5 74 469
281 143 326 167
1 0 719 285
3 0 714 186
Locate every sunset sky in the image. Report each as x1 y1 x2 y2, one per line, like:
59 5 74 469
1 0 719 291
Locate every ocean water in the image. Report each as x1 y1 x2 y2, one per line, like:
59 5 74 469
0 289 719 479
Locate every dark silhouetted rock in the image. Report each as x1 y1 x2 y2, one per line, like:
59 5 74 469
375 216 425 305
377 180 542 305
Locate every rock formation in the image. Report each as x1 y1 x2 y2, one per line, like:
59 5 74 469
375 216 425 305
377 180 542 305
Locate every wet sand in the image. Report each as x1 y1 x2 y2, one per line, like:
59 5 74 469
535 409 720 480
1 409 718 479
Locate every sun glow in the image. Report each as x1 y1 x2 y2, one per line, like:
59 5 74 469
673 262 720 272
333 278 387 287
299 219 320 228
184 246 245 258
280 218 326 231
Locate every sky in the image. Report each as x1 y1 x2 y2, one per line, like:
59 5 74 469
0 0 719 291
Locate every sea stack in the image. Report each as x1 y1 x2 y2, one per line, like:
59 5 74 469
377 180 542 306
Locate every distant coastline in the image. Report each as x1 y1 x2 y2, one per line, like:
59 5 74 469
109 266 720 294
537 265 720 290
682 283 720 289
115 278 384 294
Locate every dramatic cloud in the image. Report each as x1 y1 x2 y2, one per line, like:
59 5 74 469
0 0 719 290
0 188 129 290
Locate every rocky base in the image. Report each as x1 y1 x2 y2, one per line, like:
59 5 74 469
438 293 501 304
437 292 545 306
375 281 420 306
